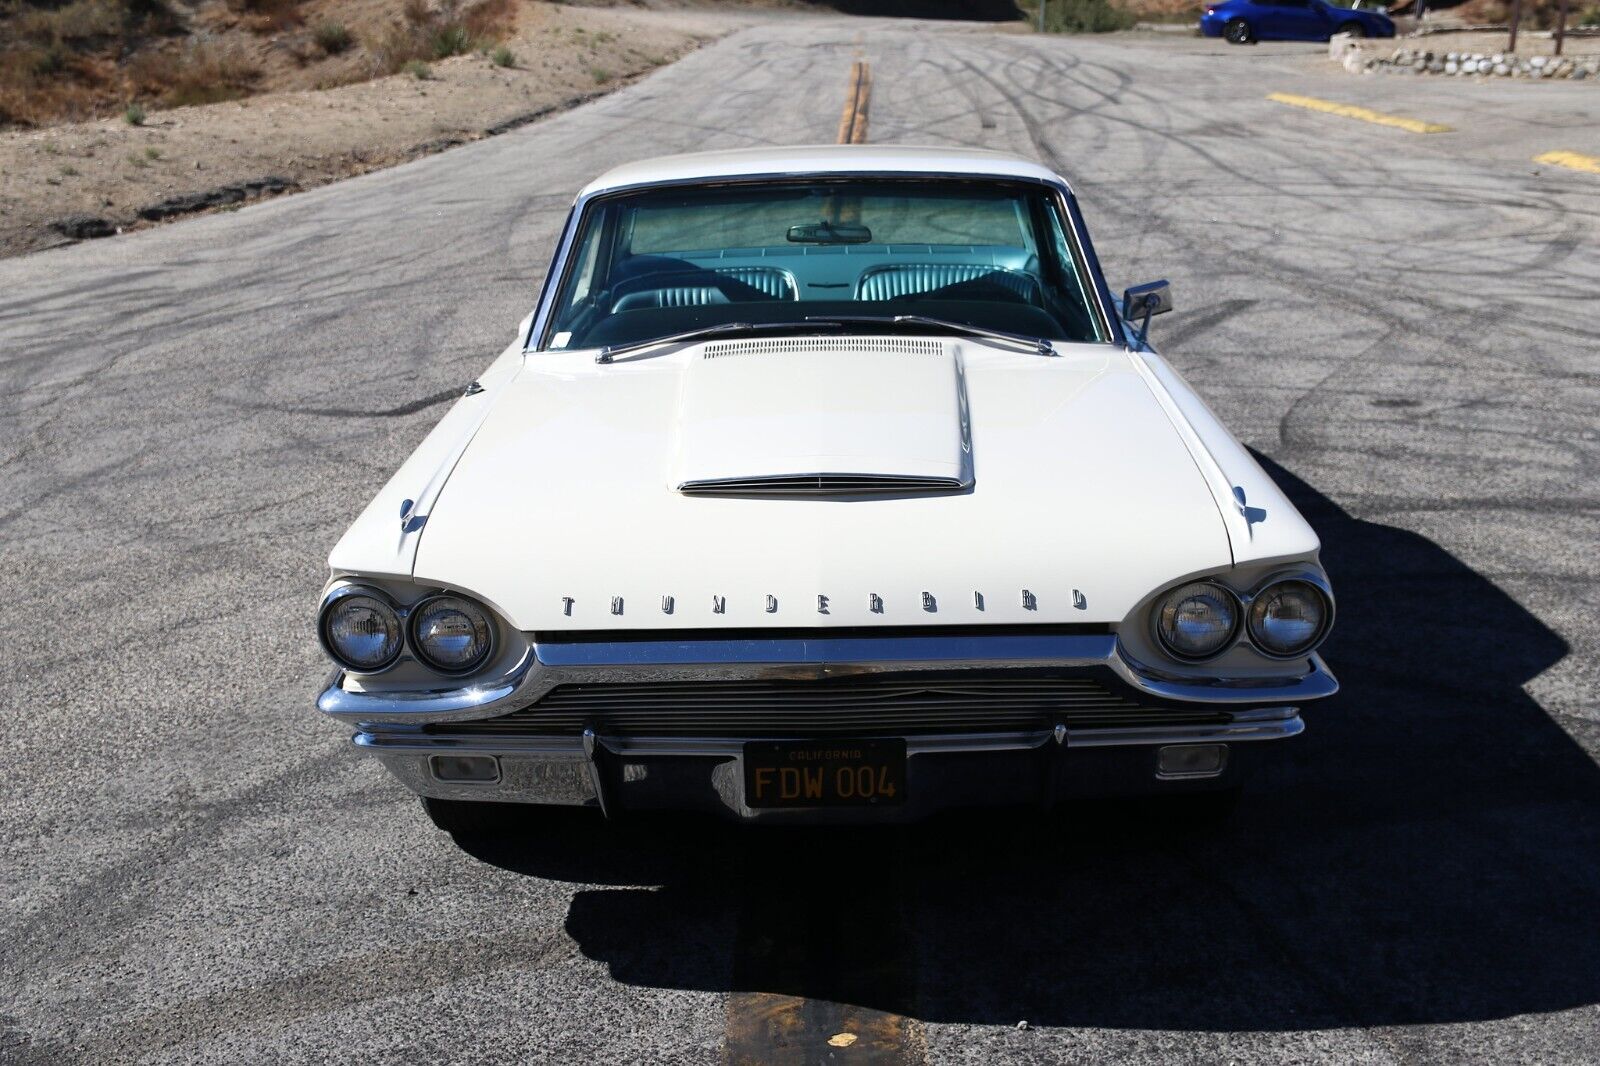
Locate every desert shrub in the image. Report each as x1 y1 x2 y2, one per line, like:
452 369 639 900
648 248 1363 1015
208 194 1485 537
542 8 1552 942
490 44 514 67
1580 5 1600 26
371 0 513 73
312 20 353 54
32 43 68 75
462 0 515 39
124 101 145 124
590 65 611 84
403 59 431 79
131 44 262 107
226 0 303 27
430 23 471 58
10 0 127 44
1024 0 1135 33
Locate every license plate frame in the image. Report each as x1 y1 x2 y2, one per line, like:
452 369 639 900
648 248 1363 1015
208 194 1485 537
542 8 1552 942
743 739 907 809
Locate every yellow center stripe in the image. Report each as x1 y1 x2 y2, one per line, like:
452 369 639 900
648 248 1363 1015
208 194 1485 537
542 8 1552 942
1267 92 1453 134
1535 150 1600 174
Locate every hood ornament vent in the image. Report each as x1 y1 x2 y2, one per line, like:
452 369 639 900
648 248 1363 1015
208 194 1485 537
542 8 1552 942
701 337 946 359
680 473 965 496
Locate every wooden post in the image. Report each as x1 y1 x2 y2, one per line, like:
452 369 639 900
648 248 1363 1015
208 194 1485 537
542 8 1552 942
1038 0 1047 33
1555 0 1569 56
1508 0 1522 53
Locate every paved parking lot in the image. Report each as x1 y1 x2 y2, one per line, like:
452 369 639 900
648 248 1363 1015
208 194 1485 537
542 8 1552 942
2 18 1597 1063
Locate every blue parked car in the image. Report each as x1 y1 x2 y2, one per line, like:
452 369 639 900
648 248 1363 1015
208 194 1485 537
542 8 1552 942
1200 0 1395 44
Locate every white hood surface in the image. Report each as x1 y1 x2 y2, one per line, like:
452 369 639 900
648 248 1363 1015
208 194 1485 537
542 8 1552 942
391 338 1245 631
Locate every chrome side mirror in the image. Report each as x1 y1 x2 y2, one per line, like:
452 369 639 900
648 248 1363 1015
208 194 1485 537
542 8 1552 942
1121 279 1173 348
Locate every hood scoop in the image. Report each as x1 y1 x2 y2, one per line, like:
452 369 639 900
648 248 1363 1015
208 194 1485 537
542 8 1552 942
681 472 964 496
672 337 971 497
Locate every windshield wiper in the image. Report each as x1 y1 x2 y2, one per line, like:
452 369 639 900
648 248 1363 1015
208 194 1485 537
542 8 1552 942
594 322 830 364
805 315 1056 357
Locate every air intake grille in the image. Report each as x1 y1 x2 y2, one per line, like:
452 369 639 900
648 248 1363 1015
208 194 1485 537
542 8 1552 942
425 674 1227 739
679 473 964 496
701 337 947 359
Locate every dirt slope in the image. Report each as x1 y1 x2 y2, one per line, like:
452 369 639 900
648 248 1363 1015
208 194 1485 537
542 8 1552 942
0 2 736 256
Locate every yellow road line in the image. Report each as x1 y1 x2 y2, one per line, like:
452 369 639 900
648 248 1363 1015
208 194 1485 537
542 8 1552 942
1267 92 1452 134
837 60 872 145
1535 150 1600 174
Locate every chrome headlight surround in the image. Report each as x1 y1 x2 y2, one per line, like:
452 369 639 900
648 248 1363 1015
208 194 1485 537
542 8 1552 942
407 593 498 677
318 584 405 675
1245 574 1334 660
1151 580 1242 663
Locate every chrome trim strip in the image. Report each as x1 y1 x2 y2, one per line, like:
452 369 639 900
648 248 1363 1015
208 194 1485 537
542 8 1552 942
352 711 1303 759
315 642 537 724
318 634 1337 725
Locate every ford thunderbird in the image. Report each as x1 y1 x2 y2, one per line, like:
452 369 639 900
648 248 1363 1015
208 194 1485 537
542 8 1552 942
314 146 1337 831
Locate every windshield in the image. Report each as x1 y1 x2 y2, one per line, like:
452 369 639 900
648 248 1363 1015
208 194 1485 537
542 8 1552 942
540 179 1111 352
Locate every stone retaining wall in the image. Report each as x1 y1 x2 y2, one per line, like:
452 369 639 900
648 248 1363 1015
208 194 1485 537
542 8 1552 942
1330 35 1600 79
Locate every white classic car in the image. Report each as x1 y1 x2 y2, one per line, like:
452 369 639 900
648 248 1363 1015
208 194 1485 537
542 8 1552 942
315 146 1337 830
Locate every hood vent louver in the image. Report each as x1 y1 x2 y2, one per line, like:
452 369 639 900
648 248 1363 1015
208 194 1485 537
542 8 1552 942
680 473 965 496
701 337 947 359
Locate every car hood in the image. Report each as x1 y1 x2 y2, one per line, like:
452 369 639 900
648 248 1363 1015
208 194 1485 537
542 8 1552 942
406 338 1234 631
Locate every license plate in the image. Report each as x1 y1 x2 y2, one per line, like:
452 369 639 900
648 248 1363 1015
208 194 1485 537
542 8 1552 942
743 739 907 808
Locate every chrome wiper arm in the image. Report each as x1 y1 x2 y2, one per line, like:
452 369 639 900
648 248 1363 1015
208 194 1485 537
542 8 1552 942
805 314 1055 357
594 322 833 364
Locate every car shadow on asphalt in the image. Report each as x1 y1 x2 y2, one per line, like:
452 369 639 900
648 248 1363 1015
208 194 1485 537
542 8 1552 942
458 456 1600 1030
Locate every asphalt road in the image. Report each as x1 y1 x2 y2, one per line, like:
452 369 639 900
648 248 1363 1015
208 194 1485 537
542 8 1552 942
3 17 1599 1064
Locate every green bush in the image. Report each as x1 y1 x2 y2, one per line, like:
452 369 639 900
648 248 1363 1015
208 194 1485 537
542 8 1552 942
490 44 514 68
430 24 472 59
312 21 353 55
1579 5 1600 27
403 59 431 79
123 101 146 125
1027 0 1135 34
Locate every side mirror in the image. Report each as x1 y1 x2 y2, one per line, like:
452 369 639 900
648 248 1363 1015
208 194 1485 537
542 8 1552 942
1121 279 1173 348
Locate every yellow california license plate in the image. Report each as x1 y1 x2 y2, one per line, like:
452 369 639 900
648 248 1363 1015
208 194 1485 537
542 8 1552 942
743 739 907 808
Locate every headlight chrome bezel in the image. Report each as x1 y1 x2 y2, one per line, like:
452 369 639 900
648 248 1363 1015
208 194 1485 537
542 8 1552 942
1149 570 1334 665
1151 580 1242 663
317 583 501 679
407 593 498 676
318 584 406 675
1245 576 1334 660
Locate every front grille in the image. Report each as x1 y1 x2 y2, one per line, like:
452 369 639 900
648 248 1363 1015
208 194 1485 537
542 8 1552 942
426 673 1227 738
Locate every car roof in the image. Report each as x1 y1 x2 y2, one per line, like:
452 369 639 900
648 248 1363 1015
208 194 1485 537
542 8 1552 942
578 145 1069 198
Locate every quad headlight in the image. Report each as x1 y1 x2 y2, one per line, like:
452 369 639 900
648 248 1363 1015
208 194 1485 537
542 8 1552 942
319 589 403 673
410 595 495 675
1247 580 1330 658
1153 581 1240 661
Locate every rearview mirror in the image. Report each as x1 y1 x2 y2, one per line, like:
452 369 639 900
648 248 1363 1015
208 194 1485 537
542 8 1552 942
1121 279 1172 348
787 220 872 245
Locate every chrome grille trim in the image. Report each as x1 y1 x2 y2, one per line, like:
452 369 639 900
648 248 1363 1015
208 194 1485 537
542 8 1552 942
423 674 1229 738
318 634 1340 727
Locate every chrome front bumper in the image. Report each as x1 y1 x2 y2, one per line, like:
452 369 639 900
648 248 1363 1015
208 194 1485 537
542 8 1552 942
319 633 1335 819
